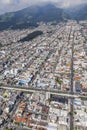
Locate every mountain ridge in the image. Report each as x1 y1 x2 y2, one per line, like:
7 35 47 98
0 3 87 31
65 4 87 20
0 4 69 31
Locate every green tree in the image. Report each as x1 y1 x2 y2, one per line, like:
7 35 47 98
47 98 51 105
55 77 63 90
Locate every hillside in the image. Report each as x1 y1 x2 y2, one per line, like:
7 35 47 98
65 4 87 21
75 5 87 20
0 4 69 31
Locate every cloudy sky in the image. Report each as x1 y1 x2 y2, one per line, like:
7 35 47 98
0 0 87 14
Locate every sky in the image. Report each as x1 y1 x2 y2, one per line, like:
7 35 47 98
0 0 87 14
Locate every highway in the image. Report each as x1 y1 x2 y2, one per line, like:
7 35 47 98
0 84 87 99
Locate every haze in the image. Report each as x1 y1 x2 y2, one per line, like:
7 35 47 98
0 0 87 14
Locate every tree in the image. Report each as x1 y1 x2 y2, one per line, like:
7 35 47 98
55 77 63 90
46 98 51 105
74 111 77 115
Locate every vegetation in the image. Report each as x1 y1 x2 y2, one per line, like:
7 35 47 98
65 4 87 21
68 112 73 116
0 43 3 48
75 5 87 20
5 128 13 130
19 31 43 42
84 108 87 113
55 77 63 90
46 98 51 105
0 3 87 31
0 4 69 31
74 111 77 115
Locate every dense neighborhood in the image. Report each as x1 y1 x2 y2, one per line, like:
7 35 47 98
0 20 87 130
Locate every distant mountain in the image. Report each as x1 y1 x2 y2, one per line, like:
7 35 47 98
1 3 87 31
74 4 87 20
0 4 69 31
65 4 87 21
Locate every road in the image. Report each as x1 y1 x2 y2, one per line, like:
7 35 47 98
0 85 87 99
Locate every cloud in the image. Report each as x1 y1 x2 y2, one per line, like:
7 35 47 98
60 0 87 8
1 0 11 4
0 0 87 14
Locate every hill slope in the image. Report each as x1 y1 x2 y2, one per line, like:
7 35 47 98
65 4 87 21
75 5 87 20
0 4 69 31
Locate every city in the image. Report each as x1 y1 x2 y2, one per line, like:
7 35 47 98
0 20 87 130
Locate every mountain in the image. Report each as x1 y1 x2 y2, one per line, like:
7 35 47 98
65 4 87 21
74 4 87 20
1 3 87 31
0 4 69 31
